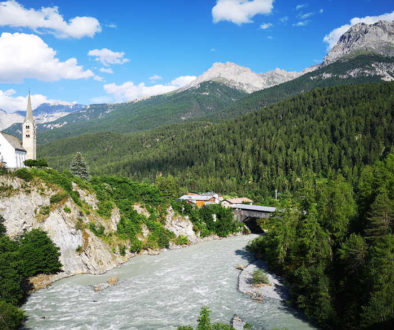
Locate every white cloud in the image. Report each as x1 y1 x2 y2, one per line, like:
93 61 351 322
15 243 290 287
100 67 113 74
0 32 95 83
88 48 130 66
323 11 394 50
319 9 324 14
0 89 75 112
106 23 117 29
299 12 313 19
280 16 288 23
293 20 310 27
260 23 272 29
149 74 162 82
90 96 113 104
104 75 197 102
212 0 274 25
296 4 307 11
0 1 101 39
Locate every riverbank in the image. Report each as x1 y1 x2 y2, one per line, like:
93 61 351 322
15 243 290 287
29 231 245 291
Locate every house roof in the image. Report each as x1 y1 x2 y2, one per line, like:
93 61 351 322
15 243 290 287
0 133 26 152
231 204 276 213
224 198 253 204
179 195 213 201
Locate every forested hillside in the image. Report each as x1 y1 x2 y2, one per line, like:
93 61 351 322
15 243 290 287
248 154 394 329
40 82 394 199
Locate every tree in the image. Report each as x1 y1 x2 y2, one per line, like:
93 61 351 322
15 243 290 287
70 152 90 181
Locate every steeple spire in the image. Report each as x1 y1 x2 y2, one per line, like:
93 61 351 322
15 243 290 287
26 91 33 121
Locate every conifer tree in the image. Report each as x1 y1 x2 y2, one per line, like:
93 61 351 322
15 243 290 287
70 152 90 181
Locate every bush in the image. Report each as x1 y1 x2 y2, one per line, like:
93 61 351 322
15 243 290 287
14 168 33 182
50 193 67 204
0 300 25 330
252 269 269 285
119 244 126 256
75 245 83 253
175 235 190 245
89 222 105 237
130 239 143 253
63 206 71 213
24 159 48 168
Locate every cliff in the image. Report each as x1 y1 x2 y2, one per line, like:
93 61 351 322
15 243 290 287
0 174 198 279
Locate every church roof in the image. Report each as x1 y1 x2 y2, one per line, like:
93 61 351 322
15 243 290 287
0 133 26 152
25 92 34 122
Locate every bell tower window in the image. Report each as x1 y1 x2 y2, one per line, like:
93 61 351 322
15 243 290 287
26 134 30 138
26 125 30 129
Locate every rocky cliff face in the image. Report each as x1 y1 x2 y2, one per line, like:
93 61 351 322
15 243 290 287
0 175 197 278
184 62 303 93
323 20 394 66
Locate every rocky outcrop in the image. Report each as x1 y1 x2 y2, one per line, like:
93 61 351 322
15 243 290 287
323 20 394 66
238 260 288 301
0 176 126 276
165 206 198 243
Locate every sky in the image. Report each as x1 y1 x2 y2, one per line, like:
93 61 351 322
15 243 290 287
0 0 393 112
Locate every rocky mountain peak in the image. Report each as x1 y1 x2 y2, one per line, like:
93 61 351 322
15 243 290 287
323 20 394 65
184 62 302 93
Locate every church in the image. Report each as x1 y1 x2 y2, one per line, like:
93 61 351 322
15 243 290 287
0 92 36 169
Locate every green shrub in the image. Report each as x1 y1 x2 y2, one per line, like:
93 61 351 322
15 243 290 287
50 193 67 204
130 239 143 253
75 218 84 231
14 168 33 182
89 222 105 237
252 269 269 285
63 206 71 213
119 244 126 256
175 235 190 245
75 245 83 253
39 205 50 215
24 159 48 168
0 300 25 330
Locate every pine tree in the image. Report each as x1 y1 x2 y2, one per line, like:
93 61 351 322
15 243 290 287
70 152 90 181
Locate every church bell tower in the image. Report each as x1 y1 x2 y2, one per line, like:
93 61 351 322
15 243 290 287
22 92 36 160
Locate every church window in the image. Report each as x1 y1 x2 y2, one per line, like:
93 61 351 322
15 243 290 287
26 134 30 138
26 125 30 129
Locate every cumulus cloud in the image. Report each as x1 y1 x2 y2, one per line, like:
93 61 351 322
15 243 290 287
0 32 95 83
260 23 272 29
88 48 130 66
100 67 113 74
104 75 197 102
212 0 274 25
0 1 101 38
0 89 75 112
323 11 394 50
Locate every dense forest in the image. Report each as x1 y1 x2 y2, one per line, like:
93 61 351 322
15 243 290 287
40 82 394 201
248 154 394 329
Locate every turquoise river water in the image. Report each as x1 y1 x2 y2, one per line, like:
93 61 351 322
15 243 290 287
23 235 315 329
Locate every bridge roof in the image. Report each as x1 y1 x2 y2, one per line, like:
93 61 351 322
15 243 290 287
231 204 276 213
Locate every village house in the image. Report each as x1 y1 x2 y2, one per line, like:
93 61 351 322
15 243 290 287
178 192 221 208
221 197 253 208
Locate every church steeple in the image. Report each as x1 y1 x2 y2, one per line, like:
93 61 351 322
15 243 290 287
26 91 34 121
22 91 36 160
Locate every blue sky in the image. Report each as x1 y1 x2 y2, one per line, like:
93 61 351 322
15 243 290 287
0 0 393 111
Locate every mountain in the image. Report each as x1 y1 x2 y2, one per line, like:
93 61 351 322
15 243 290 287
323 20 394 65
182 62 303 93
39 82 394 197
1 103 85 132
6 81 246 144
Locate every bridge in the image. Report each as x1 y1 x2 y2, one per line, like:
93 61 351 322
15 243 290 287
231 204 276 232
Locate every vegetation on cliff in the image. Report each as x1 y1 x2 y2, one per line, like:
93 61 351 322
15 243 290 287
248 154 394 329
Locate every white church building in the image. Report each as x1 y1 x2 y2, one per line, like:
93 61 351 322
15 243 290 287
0 93 36 169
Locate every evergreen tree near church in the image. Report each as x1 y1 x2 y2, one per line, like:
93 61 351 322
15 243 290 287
70 152 90 181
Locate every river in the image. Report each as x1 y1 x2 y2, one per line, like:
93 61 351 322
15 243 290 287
23 235 315 329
